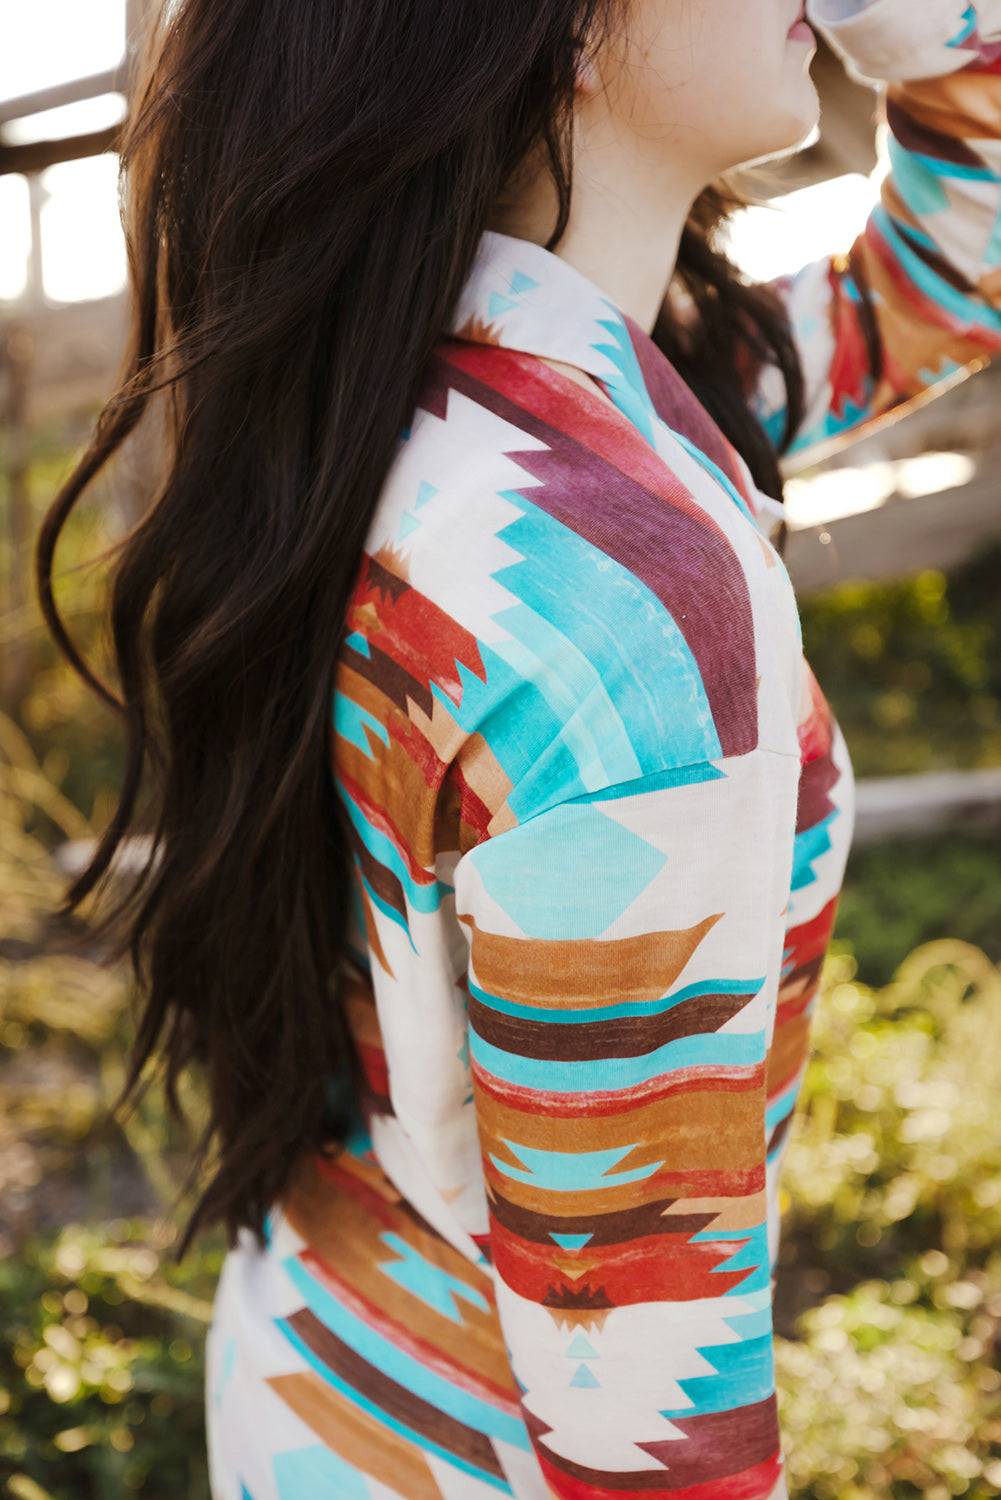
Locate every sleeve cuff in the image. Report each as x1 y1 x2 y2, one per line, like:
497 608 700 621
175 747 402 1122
806 0 1001 82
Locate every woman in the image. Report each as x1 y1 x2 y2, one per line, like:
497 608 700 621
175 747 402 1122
36 0 1001 1495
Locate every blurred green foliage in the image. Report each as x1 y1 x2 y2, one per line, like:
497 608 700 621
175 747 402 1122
776 941 1001 1497
2 418 126 830
1 660 220 1499
800 540 1001 775
839 834 1001 987
1 1223 222 1500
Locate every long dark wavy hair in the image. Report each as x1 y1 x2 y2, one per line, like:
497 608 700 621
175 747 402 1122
36 0 811 1255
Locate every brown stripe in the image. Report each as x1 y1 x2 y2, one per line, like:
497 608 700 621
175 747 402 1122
485 1162 765 1224
796 743 840 833
342 637 436 720
282 1156 516 1394
284 1307 511 1481
521 1395 780 1492
856 230 989 404
356 877 394 979
345 820 408 921
364 551 410 601
487 1189 719 1247
475 1072 766 1177
767 1009 811 1096
767 1109 794 1158
333 668 445 871
889 71 1001 161
642 1395 782 1487
777 953 823 1010
886 95 984 167
468 989 755 1062
268 1370 444 1500
658 1188 768 1231
459 911 723 1009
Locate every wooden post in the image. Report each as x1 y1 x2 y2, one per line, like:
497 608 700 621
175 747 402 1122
1 322 36 719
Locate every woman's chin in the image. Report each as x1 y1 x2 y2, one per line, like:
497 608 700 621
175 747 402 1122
736 88 822 170
738 124 819 171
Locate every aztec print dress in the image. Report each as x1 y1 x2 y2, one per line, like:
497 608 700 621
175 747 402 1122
205 3 1001 1496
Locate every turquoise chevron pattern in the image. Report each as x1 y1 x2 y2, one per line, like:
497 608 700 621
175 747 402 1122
205 4 999 1497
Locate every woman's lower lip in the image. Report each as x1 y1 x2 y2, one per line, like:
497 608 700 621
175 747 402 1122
788 18 814 41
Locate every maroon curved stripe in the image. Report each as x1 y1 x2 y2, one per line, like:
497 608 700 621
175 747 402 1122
623 310 754 499
886 96 985 167
420 346 759 758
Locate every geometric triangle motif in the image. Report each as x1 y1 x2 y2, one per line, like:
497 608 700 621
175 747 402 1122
565 1330 599 1359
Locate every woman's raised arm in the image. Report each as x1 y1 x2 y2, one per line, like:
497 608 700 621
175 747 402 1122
748 0 1001 461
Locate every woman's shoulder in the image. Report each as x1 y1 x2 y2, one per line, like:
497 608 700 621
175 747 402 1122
394 334 782 602
341 339 804 829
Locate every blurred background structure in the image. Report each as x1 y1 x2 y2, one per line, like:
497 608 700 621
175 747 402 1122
2 6 1001 1498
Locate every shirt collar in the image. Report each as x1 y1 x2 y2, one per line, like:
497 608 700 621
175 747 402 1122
447 228 665 446
446 228 783 535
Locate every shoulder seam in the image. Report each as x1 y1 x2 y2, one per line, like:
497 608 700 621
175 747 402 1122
458 741 802 865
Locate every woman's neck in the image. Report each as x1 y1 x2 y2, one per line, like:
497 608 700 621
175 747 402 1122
487 102 704 335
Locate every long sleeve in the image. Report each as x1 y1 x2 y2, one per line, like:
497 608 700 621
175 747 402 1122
452 746 801 1498
747 0 1001 460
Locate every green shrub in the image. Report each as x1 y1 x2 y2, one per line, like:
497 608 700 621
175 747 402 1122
837 834 1001 992
777 1267 1001 1499
1 1221 224 1500
799 542 1001 776
775 941 1001 1497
